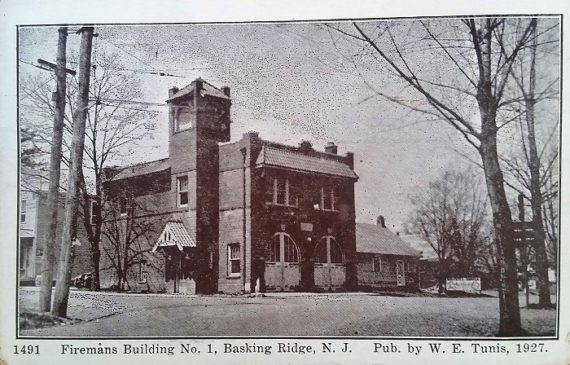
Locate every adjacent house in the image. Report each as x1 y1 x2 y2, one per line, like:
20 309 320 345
18 185 92 285
356 216 420 290
101 78 359 294
399 233 439 288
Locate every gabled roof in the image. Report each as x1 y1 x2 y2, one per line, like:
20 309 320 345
166 78 230 102
152 221 196 252
399 234 439 261
255 144 358 179
356 223 420 257
106 158 170 182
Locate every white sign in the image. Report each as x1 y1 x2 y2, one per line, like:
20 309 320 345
446 277 481 293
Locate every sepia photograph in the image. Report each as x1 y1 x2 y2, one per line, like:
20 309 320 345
15 16 560 341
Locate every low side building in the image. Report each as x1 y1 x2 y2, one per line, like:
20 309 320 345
399 233 439 289
356 216 420 290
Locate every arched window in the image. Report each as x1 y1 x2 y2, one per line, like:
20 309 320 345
267 234 281 263
283 234 299 263
266 232 300 263
314 235 344 264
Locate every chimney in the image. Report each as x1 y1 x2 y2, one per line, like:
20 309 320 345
194 78 203 96
345 152 354 169
168 86 179 99
324 142 338 154
299 140 313 153
242 131 259 141
222 86 231 97
377 215 386 228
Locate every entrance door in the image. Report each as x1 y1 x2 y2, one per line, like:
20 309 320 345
396 260 405 286
265 233 301 291
313 235 346 290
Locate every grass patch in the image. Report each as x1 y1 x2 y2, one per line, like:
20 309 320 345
525 303 557 310
19 312 76 330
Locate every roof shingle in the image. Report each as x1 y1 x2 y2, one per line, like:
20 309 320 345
166 79 230 102
256 145 358 179
152 221 196 252
356 223 420 257
106 158 170 181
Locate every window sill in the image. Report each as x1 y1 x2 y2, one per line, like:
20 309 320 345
265 202 298 208
227 274 241 279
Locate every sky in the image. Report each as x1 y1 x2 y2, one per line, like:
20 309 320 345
17 19 560 230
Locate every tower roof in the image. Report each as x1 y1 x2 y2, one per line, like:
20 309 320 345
166 78 231 102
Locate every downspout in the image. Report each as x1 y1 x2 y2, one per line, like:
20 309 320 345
240 147 247 292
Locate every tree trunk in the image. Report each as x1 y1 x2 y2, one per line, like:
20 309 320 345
39 27 67 312
78 168 102 291
524 28 552 307
477 19 521 336
52 26 94 317
437 275 445 295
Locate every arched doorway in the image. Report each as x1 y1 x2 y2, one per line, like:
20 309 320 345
264 232 301 291
313 235 346 290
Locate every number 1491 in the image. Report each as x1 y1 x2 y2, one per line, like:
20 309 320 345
13 345 40 355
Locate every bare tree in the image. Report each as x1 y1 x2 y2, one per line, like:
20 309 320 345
100 200 163 291
19 50 157 293
501 19 559 308
327 17 558 335
409 169 489 294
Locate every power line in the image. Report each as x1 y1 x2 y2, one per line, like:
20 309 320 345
92 97 167 107
97 36 156 71
20 75 56 101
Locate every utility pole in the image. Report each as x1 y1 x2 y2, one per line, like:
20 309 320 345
52 26 94 317
39 27 73 312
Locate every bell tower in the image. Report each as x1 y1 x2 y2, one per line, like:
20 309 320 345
166 78 232 293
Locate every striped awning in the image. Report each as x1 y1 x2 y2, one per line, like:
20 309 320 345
152 221 196 252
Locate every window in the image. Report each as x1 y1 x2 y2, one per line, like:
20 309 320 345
276 178 286 205
267 233 300 263
372 256 382 272
266 177 297 207
119 197 127 216
407 261 416 273
314 236 344 264
283 235 299 263
321 186 337 211
268 235 281 262
20 199 27 223
173 107 192 132
177 176 189 207
139 260 147 283
89 200 98 225
228 243 241 277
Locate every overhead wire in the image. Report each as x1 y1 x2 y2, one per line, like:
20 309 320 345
20 74 56 101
